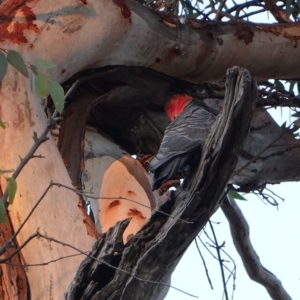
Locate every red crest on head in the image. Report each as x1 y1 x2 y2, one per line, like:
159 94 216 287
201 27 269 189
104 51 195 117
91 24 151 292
165 94 193 121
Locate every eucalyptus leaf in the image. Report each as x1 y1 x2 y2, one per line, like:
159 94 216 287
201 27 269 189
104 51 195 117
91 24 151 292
228 190 247 201
0 52 8 82
7 50 28 78
0 119 5 129
34 73 49 98
0 200 5 223
30 64 38 75
48 81 65 114
6 177 17 205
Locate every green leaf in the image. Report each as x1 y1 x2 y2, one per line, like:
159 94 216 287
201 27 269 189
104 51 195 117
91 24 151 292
6 178 17 205
7 50 28 78
35 59 56 69
0 51 8 82
228 190 247 201
48 81 64 114
0 119 5 129
30 64 38 75
34 73 49 98
0 200 5 223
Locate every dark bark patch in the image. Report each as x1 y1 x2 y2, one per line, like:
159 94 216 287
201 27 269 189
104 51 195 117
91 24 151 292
113 0 132 23
161 44 182 63
12 103 25 131
108 200 121 208
217 37 223 45
0 0 40 44
128 208 146 219
235 23 254 45
207 31 214 39
127 190 136 196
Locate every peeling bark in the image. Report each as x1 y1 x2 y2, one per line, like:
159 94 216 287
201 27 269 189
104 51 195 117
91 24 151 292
0 207 29 300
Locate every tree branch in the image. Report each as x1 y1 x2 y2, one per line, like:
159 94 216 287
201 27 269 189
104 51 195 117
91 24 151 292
221 196 292 300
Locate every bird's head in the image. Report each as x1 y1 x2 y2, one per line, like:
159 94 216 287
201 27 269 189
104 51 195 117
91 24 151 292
165 94 193 121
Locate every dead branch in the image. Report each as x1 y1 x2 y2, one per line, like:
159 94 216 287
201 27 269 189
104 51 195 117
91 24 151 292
221 196 292 300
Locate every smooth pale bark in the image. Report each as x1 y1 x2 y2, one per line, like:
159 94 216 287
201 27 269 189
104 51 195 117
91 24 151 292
2 0 300 84
0 74 95 299
83 131 153 240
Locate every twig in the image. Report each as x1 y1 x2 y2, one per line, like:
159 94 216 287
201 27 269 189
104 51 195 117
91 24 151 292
1 118 59 206
0 179 191 263
0 232 39 262
198 233 236 288
4 252 85 267
265 187 284 201
238 8 267 19
1 226 198 298
1 231 198 298
252 189 279 207
195 238 214 290
3 231 198 298
208 220 229 300
51 182 193 224
214 0 227 21
0 182 54 256
219 247 237 300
